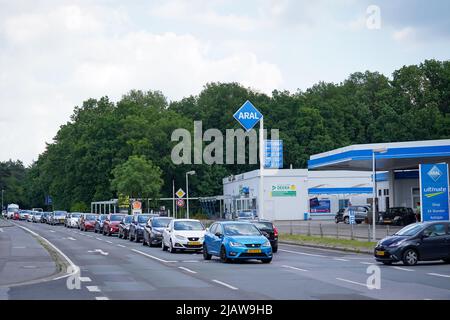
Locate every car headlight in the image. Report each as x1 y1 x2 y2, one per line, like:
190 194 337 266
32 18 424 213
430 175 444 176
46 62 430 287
229 241 244 247
175 235 186 240
262 240 271 247
388 240 406 247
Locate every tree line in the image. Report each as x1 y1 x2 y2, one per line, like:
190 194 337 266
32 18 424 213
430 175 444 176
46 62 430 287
1 59 449 211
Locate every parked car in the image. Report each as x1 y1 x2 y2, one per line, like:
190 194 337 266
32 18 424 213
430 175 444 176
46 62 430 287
340 206 370 224
6 204 19 219
102 213 126 236
32 211 42 223
203 221 273 263
94 214 108 234
334 208 346 223
249 219 278 253
234 210 258 221
162 219 206 253
18 210 29 220
379 207 416 226
26 211 34 222
49 211 67 225
65 212 82 228
374 222 450 266
32 208 43 213
40 212 50 223
118 215 133 239
79 213 97 231
129 214 152 243
143 216 174 247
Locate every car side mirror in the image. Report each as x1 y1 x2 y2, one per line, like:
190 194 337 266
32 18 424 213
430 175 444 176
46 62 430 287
215 232 223 238
421 233 429 239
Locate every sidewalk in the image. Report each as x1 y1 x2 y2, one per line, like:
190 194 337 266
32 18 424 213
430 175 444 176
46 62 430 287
0 222 58 287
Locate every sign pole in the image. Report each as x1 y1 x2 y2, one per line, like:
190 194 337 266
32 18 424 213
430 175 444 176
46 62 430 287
172 180 175 218
259 117 264 219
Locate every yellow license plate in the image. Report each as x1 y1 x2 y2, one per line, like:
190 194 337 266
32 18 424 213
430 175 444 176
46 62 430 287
188 241 201 245
247 249 261 253
376 250 385 256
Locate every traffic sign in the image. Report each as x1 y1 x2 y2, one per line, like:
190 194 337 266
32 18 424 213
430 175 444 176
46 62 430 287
176 188 186 198
132 201 142 210
233 100 263 132
176 199 185 207
349 209 356 225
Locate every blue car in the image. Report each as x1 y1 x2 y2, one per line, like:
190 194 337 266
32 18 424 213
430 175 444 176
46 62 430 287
203 221 273 263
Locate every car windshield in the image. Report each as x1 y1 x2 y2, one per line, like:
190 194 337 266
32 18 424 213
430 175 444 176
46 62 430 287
138 215 151 223
224 223 261 236
99 215 107 220
86 215 97 220
123 216 132 223
394 223 423 236
110 215 124 221
55 212 66 216
238 211 253 218
152 218 172 228
72 213 81 218
251 221 273 231
174 221 204 231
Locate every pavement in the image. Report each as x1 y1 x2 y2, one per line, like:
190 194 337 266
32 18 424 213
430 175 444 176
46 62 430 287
1 220 450 300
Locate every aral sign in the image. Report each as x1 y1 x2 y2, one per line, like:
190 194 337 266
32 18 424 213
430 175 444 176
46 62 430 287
271 184 297 197
419 163 450 222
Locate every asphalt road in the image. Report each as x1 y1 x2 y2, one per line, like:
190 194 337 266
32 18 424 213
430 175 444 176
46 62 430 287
2 220 450 300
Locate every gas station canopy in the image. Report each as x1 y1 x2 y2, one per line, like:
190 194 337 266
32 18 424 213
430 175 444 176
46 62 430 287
308 139 450 171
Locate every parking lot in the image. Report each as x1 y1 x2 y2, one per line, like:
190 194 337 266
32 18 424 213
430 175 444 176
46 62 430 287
1 219 450 300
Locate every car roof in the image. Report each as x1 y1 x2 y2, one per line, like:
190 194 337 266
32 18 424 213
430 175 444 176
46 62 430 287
217 221 254 225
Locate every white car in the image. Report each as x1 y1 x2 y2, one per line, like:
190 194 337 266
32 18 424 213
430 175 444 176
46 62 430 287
32 212 42 223
6 204 19 219
27 212 34 222
65 212 82 228
162 219 206 253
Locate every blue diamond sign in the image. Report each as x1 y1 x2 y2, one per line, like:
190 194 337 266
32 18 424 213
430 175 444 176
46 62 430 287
427 165 442 182
233 100 263 131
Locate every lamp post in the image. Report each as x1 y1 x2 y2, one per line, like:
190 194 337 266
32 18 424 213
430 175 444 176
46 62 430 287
1 189 4 215
372 147 387 241
186 171 196 219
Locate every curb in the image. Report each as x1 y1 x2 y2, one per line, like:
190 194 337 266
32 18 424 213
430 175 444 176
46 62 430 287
279 240 373 254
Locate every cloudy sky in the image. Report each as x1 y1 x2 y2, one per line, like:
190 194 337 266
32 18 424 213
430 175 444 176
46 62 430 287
1 0 449 165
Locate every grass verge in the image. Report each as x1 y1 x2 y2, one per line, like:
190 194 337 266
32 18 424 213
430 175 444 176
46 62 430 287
279 233 376 251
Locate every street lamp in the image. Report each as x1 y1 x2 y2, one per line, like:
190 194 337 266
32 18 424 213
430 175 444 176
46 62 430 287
186 170 196 219
372 147 387 241
1 189 4 215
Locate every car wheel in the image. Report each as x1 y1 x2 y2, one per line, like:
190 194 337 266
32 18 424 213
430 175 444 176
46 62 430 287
129 231 134 241
135 233 140 243
402 249 418 266
94 228 97 234
261 258 272 264
335 217 339 224
344 217 349 224
169 240 176 253
142 236 147 246
162 240 168 251
220 246 228 263
382 261 393 265
203 244 212 260
272 245 278 253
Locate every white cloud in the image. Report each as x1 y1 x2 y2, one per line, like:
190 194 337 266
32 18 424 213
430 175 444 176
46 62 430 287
392 27 417 42
0 3 282 165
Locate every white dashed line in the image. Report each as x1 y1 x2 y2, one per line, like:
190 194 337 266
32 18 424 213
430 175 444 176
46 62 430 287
66 237 76 241
131 249 176 263
87 235 93 238
96 237 103 241
117 244 126 248
96 297 110 300
359 262 373 265
392 266 414 272
333 258 349 262
86 286 101 292
178 266 197 274
79 277 92 282
49 230 55 233
212 279 238 290
336 278 367 287
105 240 113 244
279 249 325 258
282 265 308 272
427 273 450 278
184 260 201 263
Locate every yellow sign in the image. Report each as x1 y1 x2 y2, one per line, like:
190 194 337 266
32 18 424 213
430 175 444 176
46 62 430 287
176 188 186 198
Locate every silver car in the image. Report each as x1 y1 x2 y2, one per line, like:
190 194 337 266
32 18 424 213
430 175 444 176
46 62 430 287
342 206 370 224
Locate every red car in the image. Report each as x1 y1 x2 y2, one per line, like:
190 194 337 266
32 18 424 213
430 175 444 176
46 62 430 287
13 212 20 220
79 213 97 231
102 214 126 236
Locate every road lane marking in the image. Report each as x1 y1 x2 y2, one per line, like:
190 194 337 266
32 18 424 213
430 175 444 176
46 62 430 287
333 258 349 262
96 297 110 300
212 279 238 290
279 249 325 258
336 278 367 287
49 230 55 233
86 286 101 292
13 246 26 249
79 277 92 282
427 273 450 278
392 266 414 272
359 262 373 265
117 244 126 248
282 265 308 272
66 237 76 241
96 237 103 241
16 225 79 281
131 249 176 263
87 235 93 238
88 249 109 256
184 260 201 263
105 240 113 244
178 266 197 274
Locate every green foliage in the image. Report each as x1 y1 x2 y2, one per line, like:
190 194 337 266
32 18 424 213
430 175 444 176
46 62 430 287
9 59 450 211
70 202 88 212
111 155 163 199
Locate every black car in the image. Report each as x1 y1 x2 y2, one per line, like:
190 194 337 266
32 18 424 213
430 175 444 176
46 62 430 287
374 222 450 266
143 216 173 247
250 219 278 253
379 207 416 226
334 208 345 223
129 214 152 243
94 214 108 233
40 212 50 223
118 215 133 239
